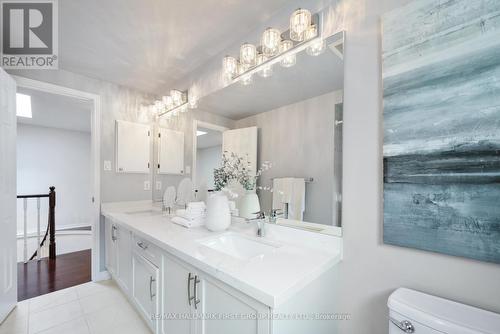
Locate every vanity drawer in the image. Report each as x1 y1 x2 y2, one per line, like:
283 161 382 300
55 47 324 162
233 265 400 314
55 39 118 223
133 235 162 267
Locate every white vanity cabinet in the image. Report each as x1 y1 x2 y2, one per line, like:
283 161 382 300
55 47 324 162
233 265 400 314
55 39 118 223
132 235 161 332
104 219 132 294
161 253 270 334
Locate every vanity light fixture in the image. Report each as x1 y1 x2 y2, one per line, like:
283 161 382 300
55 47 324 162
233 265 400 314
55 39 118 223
151 89 198 118
290 8 312 42
222 8 322 84
261 28 281 57
279 40 296 68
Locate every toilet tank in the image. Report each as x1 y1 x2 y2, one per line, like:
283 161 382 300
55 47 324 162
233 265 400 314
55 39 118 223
388 288 500 334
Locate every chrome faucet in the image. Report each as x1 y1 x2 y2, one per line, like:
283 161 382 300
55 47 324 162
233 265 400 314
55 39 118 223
269 209 283 224
246 211 267 237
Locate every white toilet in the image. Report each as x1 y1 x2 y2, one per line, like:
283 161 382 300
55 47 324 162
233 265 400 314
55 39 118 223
388 288 500 333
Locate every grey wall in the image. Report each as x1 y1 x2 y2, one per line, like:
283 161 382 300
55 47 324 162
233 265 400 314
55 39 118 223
235 90 342 226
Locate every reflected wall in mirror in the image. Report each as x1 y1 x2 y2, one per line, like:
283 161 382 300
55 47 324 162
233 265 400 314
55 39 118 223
194 31 345 235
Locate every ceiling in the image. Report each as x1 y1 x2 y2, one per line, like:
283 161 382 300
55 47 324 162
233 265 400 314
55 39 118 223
17 87 92 132
197 127 223 149
59 0 292 95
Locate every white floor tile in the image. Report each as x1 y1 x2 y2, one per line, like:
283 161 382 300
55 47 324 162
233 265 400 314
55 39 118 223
35 318 90 334
0 280 150 334
29 287 78 314
79 287 127 315
74 280 119 299
28 299 83 334
85 300 151 334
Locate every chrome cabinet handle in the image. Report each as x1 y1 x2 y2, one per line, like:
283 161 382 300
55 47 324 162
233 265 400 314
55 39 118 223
137 241 148 250
188 273 195 306
149 276 156 300
193 275 200 309
390 318 415 333
111 225 117 241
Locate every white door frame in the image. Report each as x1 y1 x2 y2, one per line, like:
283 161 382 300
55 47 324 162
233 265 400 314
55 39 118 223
12 75 105 281
191 120 228 190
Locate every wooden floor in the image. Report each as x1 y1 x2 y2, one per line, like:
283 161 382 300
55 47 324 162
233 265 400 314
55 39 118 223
17 249 91 301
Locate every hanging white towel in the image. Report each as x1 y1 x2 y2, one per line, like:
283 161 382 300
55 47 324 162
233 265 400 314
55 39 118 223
272 177 305 220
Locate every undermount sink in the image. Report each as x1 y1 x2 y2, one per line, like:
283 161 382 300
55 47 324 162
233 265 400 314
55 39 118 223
198 233 281 260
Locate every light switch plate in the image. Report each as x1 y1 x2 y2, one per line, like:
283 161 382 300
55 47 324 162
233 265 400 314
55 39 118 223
155 181 162 190
144 180 151 191
185 166 191 174
104 160 112 171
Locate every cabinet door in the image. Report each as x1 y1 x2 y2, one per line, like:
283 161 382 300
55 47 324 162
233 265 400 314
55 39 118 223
133 253 160 332
104 220 117 276
116 120 151 173
116 227 132 295
161 255 196 334
198 274 270 334
158 128 184 175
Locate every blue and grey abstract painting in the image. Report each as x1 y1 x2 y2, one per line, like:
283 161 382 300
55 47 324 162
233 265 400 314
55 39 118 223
382 0 500 263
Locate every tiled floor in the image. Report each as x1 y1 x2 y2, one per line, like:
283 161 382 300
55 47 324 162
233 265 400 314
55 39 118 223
0 280 152 334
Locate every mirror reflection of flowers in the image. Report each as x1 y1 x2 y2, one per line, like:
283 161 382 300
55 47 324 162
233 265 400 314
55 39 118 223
214 151 272 193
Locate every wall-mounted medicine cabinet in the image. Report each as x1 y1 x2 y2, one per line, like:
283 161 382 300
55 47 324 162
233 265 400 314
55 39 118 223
115 120 151 173
157 127 184 175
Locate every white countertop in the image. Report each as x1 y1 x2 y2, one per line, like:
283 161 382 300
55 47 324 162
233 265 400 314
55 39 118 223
101 201 342 308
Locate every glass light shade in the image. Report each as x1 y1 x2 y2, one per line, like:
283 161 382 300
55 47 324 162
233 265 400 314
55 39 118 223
240 43 257 67
306 38 326 56
290 8 312 42
279 40 296 68
256 53 273 78
261 28 281 57
162 95 174 110
305 24 319 40
154 100 164 113
170 90 183 106
223 56 238 77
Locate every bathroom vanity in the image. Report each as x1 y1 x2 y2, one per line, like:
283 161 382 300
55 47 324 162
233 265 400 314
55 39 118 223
102 201 342 334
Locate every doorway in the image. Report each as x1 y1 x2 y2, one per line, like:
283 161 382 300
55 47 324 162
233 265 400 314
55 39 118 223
192 121 227 202
13 76 102 301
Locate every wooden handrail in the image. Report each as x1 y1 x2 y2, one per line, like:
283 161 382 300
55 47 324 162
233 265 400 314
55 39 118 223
17 194 50 199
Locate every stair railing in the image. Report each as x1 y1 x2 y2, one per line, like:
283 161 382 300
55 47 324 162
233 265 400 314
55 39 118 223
17 186 56 262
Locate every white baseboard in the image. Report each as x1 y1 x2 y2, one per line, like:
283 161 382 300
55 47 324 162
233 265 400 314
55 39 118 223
93 270 111 282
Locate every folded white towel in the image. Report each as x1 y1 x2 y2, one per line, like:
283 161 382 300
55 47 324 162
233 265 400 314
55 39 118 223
176 209 206 221
187 201 206 209
171 216 205 228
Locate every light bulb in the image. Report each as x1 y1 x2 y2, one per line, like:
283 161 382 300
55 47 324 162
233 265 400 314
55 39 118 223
290 8 312 42
261 28 281 57
256 53 272 78
279 40 296 68
240 43 257 67
222 56 238 78
162 95 174 110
